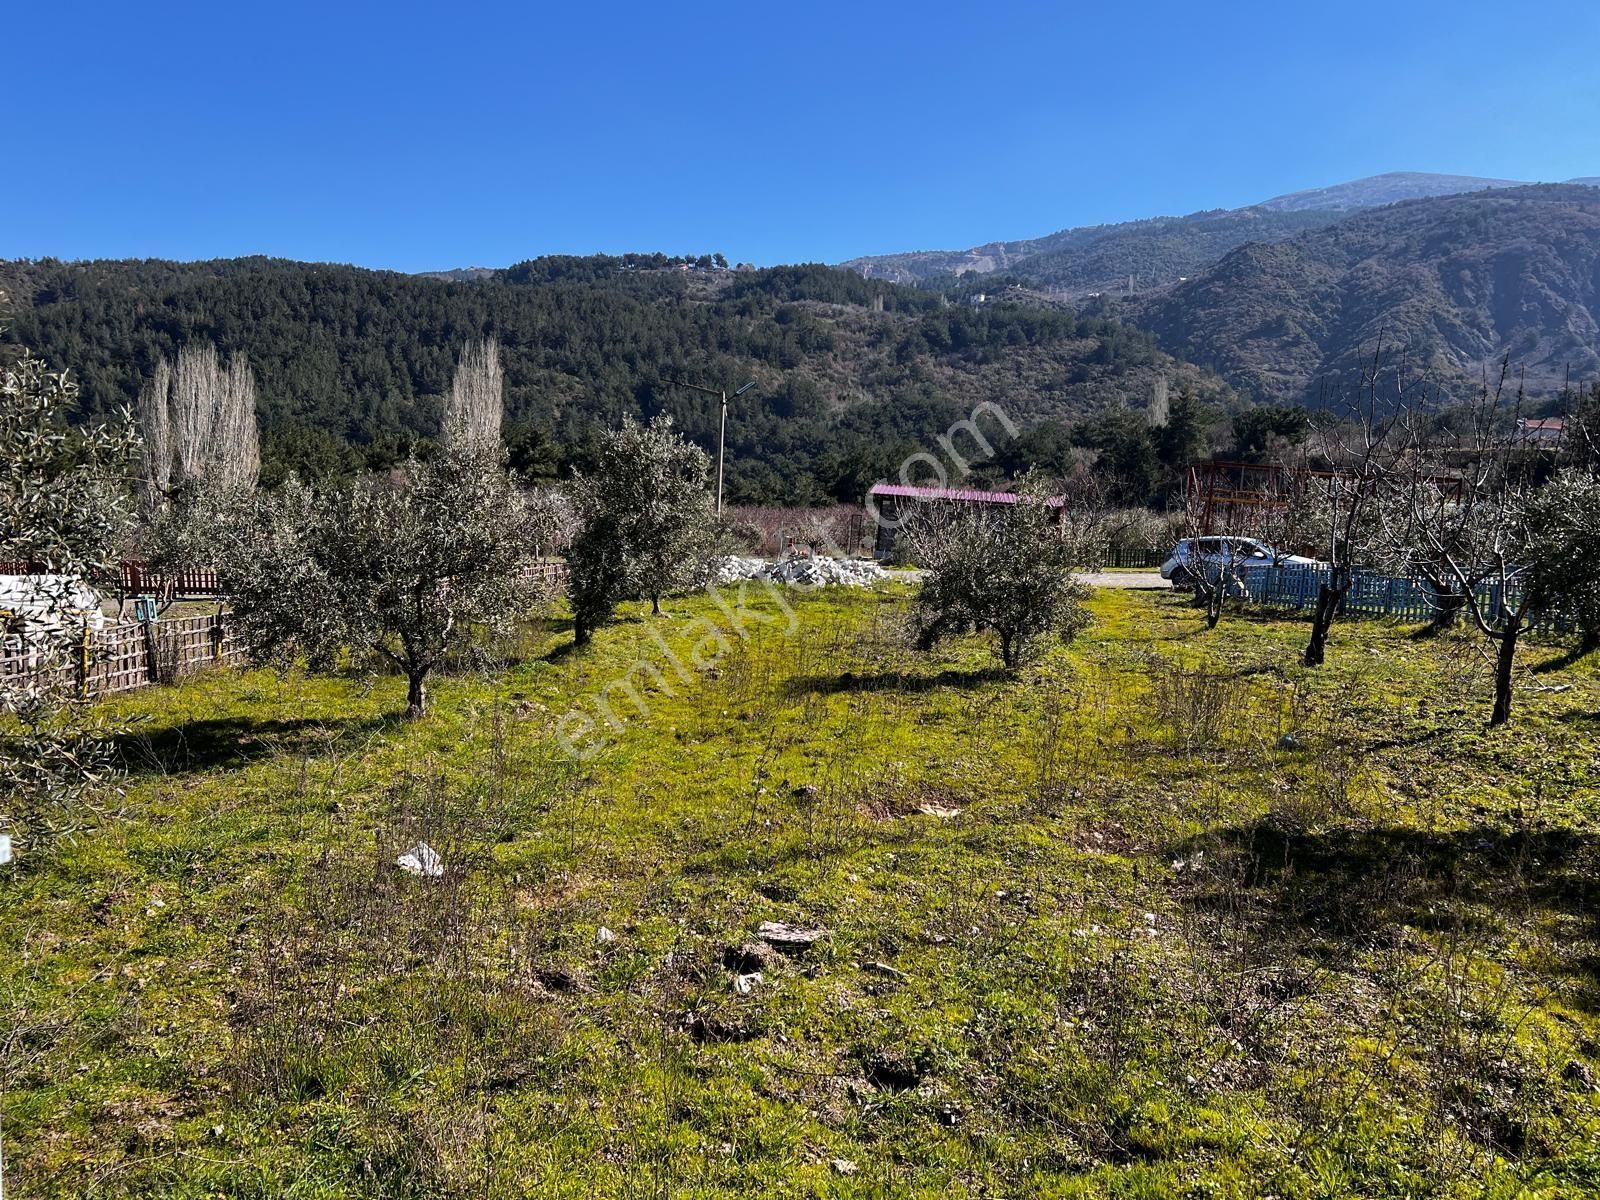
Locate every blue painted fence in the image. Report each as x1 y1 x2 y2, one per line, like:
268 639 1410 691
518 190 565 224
1230 564 1578 636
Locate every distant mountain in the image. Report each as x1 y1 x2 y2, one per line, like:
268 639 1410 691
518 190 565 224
843 233 1084 287
1255 171 1529 212
841 208 1339 292
415 266 498 282
1129 184 1600 406
983 207 1342 295
843 172 1600 296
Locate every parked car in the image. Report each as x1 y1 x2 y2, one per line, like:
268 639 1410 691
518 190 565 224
1160 538 1317 588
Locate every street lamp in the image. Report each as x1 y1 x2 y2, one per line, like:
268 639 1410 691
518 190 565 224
668 378 755 514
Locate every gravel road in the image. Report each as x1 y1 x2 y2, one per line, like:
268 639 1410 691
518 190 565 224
1076 572 1172 589
885 569 1172 590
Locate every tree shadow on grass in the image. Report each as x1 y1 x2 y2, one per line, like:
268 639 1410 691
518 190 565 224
1159 605 1310 640
1367 725 1453 753
113 712 396 777
542 639 585 666
1532 643 1598 675
1174 819 1600 985
538 614 658 666
783 666 1010 697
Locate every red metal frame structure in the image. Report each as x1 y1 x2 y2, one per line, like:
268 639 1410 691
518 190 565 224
1185 460 1463 536
1184 462 1297 536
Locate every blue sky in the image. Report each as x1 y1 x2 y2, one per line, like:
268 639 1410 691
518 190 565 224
6 0 1598 271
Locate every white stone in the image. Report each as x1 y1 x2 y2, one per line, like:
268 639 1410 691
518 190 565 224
395 842 444 878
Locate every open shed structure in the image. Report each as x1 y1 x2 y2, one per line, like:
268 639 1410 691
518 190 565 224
866 483 1064 559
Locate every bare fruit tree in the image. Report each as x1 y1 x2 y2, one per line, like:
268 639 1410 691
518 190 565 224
1525 469 1600 660
1051 462 1118 572
1171 475 1268 631
521 485 578 562
1383 367 1545 726
1296 355 1409 667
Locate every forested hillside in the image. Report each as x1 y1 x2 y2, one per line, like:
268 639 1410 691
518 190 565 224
1129 184 1600 406
0 257 1229 504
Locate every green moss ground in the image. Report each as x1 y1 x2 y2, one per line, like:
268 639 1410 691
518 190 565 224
2 585 1599 1197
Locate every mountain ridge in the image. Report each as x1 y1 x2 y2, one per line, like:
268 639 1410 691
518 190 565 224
1129 183 1600 407
1255 171 1531 212
842 172 1600 291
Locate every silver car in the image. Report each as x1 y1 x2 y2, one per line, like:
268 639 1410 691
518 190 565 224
1160 537 1317 588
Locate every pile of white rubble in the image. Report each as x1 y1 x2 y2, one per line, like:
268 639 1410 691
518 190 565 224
708 555 889 588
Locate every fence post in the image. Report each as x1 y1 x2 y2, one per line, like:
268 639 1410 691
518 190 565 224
78 619 91 701
211 613 223 664
141 615 159 686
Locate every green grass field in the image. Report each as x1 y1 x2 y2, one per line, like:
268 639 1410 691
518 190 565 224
3 584 1599 1198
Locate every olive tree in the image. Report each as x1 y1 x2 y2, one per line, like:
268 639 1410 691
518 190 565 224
908 479 1092 669
221 452 536 717
566 416 714 643
1 350 138 852
220 346 534 717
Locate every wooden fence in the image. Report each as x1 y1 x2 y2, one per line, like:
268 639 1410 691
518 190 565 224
0 614 248 700
528 559 569 590
1235 564 1578 636
1 558 570 703
1100 545 1165 570
118 562 225 597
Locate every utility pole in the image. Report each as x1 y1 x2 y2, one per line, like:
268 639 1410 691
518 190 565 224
667 378 754 514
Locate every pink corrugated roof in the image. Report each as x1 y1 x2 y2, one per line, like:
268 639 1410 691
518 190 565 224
867 483 1064 507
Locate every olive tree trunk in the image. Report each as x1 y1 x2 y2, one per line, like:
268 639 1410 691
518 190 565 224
406 669 429 719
